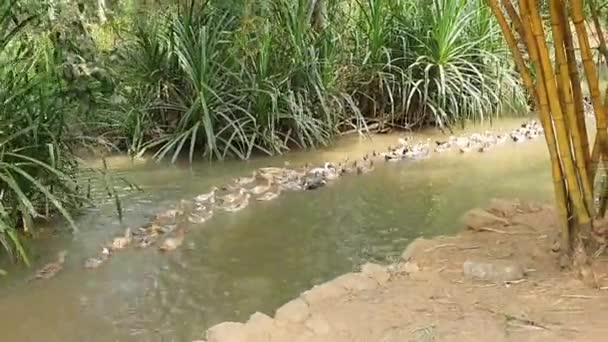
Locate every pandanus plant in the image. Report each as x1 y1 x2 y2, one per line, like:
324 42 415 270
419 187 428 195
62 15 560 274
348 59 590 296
0 0 81 263
487 0 608 281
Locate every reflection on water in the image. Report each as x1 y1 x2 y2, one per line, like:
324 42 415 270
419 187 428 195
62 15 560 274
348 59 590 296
0 119 553 341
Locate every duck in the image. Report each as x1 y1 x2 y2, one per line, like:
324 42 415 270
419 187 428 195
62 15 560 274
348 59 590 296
309 162 334 176
510 132 526 142
435 140 451 153
249 177 273 195
137 231 160 248
477 142 492 153
482 134 498 145
152 209 179 226
292 163 312 177
459 142 472 153
111 227 132 250
221 191 251 212
84 247 111 269
303 173 326 190
323 164 341 181
469 133 484 144
280 181 303 192
419 138 431 150
496 134 508 144
194 186 218 204
257 167 287 176
356 159 374 174
404 149 427 159
435 145 449 153
405 140 431 159
234 171 258 186
217 188 248 204
397 137 410 147
339 160 356 173
382 152 402 162
31 250 68 280
525 129 539 139
435 140 451 148
188 206 214 224
159 227 185 252
454 136 470 148
257 185 281 201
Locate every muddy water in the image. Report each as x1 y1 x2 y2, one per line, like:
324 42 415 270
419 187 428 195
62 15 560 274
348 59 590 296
0 119 553 341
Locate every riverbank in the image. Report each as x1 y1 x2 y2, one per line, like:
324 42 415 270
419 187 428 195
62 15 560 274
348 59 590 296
199 199 608 342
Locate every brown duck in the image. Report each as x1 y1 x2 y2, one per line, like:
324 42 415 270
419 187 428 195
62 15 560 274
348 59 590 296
111 227 132 250
84 247 111 269
31 250 68 280
159 227 185 252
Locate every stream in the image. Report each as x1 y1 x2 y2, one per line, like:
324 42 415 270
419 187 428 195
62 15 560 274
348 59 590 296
0 118 553 341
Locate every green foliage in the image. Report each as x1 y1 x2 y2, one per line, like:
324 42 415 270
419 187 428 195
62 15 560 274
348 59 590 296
0 0 84 263
112 0 364 161
348 0 525 128
108 0 525 161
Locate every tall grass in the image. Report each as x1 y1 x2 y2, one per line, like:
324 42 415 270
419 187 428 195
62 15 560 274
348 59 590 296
0 0 84 263
348 0 525 128
109 0 524 160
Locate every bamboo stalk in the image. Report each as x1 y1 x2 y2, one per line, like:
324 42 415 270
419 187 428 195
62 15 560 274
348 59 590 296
502 0 538 68
518 0 573 254
488 0 538 107
590 0 608 218
558 0 590 179
527 0 590 228
500 0 527 50
571 0 608 179
550 0 594 214
589 0 608 63
599 174 608 217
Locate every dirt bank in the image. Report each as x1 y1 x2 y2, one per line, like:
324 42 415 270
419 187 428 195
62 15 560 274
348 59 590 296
197 199 608 342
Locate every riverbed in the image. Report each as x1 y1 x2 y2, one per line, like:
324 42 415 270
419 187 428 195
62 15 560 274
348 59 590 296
0 119 553 341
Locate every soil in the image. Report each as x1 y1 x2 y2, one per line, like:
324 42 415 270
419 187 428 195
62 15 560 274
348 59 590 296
198 199 608 342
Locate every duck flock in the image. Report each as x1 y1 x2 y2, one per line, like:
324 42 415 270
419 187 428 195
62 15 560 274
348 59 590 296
32 120 544 279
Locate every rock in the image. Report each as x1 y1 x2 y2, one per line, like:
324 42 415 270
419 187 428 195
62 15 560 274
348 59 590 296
300 282 346 306
269 323 311 342
462 208 510 231
512 210 557 230
305 314 331 335
244 312 275 341
206 322 246 342
401 237 432 261
518 200 543 213
360 262 390 285
401 261 421 274
487 199 520 218
247 312 274 327
275 298 310 324
329 272 379 292
463 259 525 283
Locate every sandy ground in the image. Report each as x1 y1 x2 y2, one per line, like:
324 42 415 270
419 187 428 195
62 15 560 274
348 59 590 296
198 199 608 342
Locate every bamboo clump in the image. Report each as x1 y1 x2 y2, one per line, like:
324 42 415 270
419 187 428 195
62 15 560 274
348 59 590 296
487 0 608 271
